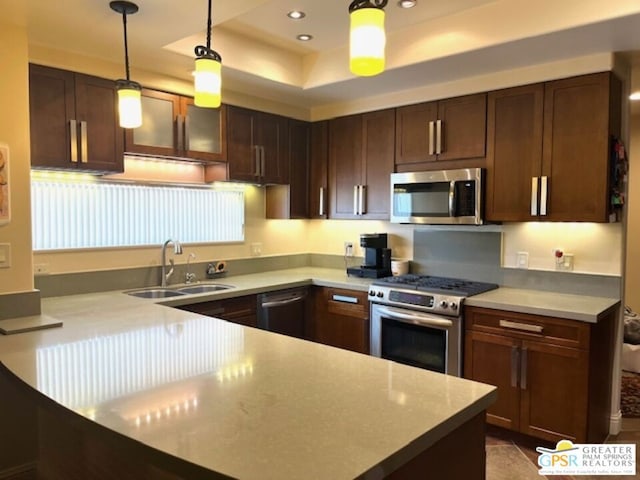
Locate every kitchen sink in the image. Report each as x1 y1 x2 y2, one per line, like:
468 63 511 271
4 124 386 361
174 284 233 294
126 288 187 299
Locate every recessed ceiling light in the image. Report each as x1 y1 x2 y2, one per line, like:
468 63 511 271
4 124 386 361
397 0 416 8
630 91 640 101
287 10 306 20
296 34 313 41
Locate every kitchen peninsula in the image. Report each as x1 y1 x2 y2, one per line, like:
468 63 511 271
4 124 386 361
0 268 497 480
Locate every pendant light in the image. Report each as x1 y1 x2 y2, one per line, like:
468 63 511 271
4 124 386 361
349 0 388 77
110 1 142 129
194 0 222 108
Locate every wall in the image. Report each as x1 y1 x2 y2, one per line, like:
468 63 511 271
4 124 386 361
0 22 33 295
625 107 640 310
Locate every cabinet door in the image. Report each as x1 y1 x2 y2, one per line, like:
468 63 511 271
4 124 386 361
395 102 438 165
436 93 487 161
485 84 544 222
329 114 363 218
74 74 124 172
520 340 589 443
361 109 394 219
227 106 259 182
182 98 226 162
309 121 328 218
464 330 521 431
29 65 76 169
258 112 289 185
542 73 616 222
125 89 181 157
178 295 258 328
312 287 370 354
288 120 310 218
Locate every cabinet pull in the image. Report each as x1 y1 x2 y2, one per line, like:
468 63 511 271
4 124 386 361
530 177 539 216
209 308 225 316
353 185 359 215
319 187 325 216
260 146 266 178
499 319 543 334
435 119 443 154
332 294 358 304
520 347 528 390
359 185 366 215
69 119 78 163
176 115 184 153
540 176 548 216
184 115 190 153
428 121 435 155
510 345 519 388
79 121 88 163
254 145 261 177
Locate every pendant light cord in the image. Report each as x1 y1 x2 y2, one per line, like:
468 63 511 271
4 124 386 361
206 0 212 50
194 0 222 61
121 10 131 81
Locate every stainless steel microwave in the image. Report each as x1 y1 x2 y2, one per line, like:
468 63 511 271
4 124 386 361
390 168 483 224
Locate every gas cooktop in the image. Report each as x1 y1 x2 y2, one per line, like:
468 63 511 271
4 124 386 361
372 274 499 297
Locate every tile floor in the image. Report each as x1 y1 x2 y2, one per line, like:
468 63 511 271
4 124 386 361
486 419 640 479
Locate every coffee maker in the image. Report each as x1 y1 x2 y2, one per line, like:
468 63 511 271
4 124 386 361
346 233 392 278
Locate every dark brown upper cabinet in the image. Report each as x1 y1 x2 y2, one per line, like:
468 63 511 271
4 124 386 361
29 64 124 173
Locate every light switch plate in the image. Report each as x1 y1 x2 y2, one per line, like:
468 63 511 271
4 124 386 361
516 251 529 269
0 243 10 268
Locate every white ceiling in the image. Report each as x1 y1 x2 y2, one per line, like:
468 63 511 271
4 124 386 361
6 0 640 112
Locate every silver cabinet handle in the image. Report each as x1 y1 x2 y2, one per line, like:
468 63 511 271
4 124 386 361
436 119 442 154
531 177 539 216
499 319 544 334
319 187 325 216
520 347 528 390
511 345 519 388
428 121 435 155
260 146 266 178
332 294 358 304
353 185 359 215
69 119 78 163
254 145 261 177
359 185 366 215
80 121 88 163
184 114 190 153
176 115 184 152
540 176 548 216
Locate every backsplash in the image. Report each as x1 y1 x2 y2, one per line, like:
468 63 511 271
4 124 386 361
412 229 621 298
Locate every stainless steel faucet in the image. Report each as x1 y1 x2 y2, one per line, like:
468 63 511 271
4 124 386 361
161 239 183 287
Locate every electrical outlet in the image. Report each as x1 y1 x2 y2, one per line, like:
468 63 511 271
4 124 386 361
344 241 354 257
34 263 50 275
250 243 262 257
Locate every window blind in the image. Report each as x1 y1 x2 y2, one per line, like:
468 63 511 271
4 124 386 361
31 179 244 250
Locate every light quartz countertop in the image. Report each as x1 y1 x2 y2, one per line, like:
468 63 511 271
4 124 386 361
0 267 497 480
465 287 620 323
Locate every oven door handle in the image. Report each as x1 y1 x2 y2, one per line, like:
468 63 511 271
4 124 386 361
376 306 454 328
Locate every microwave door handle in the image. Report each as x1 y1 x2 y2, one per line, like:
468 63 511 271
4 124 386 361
428 121 435 155
449 181 456 217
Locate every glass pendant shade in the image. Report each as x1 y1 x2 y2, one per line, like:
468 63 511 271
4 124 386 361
194 57 222 108
117 85 142 129
349 7 386 77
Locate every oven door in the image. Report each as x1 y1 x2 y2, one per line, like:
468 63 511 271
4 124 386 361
370 304 462 376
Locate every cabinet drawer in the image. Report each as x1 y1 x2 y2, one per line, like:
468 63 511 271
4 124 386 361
325 288 369 319
465 306 589 349
179 295 258 327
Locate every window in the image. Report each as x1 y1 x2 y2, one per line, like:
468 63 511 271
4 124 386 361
31 176 244 250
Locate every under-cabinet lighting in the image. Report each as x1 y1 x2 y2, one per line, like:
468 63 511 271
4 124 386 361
630 91 640 101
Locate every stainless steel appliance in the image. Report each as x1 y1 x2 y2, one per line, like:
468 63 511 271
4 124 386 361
369 274 498 376
390 168 483 225
346 233 392 279
257 287 308 339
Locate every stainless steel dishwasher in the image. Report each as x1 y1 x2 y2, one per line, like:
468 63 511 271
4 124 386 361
257 287 309 339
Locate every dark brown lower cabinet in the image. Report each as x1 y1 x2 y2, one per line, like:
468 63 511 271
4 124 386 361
178 294 257 328
464 306 616 443
311 287 370 354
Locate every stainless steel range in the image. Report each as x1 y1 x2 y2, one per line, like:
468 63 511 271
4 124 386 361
369 274 498 376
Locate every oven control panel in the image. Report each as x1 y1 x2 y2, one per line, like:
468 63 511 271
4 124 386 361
368 286 463 315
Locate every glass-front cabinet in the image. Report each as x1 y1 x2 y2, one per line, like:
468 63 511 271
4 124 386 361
124 89 226 162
